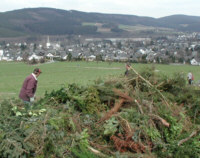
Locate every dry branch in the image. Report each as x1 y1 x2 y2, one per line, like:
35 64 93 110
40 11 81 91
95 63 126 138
36 113 48 154
114 88 144 115
130 66 171 109
24 131 34 143
88 146 108 158
134 99 144 114
72 114 82 133
20 121 24 129
99 99 124 123
149 114 170 127
89 141 115 155
111 135 146 153
116 115 132 135
7 138 29 154
142 100 154 113
178 130 199 146
113 88 133 102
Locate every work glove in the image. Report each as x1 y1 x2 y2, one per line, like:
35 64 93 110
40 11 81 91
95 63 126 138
30 97 34 102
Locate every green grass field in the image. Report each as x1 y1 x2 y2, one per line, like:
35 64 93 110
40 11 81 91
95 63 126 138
118 24 177 35
1 61 200 100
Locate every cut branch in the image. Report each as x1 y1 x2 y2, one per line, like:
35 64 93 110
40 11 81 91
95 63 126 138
24 131 34 143
130 66 171 109
113 89 133 102
89 141 115 156
99 99 124 123
134 99 144 114
88 146 108 158
178 130 199 146
149 114 170 127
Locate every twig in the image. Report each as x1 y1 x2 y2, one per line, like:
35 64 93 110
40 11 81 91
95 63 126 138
149 100 153 114
10 100 15 107
98 99 124 123
156 81 164 88
149 114 170 127
20 121 24 129
116 115 132 134
130 66 171 109
136 76 139 89
24 131 35 143
113 88 133 102
50 97 59 105
88 146 108 158
142 99 153 114
7 138 29 154
90 141 115 155
36 113 48 154
142 99 154 114
178 130 199 146
134 99 144 114
72 113 82 133
127 77 138 82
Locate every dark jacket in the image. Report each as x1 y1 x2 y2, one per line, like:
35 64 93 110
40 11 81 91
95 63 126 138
19 74 37 101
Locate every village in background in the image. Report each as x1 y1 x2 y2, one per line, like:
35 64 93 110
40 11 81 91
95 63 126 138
0 32 200 65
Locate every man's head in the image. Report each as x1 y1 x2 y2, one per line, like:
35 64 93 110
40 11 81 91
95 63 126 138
126 63 131 67
33 68 42 77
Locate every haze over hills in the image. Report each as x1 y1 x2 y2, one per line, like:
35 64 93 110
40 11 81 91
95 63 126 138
0 7 200 37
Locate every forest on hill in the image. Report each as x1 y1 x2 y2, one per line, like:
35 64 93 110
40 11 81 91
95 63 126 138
0 8 200 37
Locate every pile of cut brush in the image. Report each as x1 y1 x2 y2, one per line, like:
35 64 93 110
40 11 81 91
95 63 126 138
0 67 200 158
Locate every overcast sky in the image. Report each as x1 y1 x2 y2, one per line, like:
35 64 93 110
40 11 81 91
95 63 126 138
0 0 199 18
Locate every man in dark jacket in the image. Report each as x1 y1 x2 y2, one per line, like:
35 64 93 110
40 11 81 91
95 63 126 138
19 68 42 104
124 63 131 76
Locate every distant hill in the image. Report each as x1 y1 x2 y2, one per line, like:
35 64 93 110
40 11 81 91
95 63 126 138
0 8 200 37
158 15 200 32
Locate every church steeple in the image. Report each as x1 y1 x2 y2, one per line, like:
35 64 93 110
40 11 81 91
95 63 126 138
46 36 51 48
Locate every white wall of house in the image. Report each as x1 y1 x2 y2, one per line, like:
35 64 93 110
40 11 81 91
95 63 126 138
0 50 3 56
2 56 9 61
17 56 23 61
190 59 199 65
62 55 68 60
46 53 53 57
0 50 3 60
88 55 96 61
28 54 43 61
46 53 54 61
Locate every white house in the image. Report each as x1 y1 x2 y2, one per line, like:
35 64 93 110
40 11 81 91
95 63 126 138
190 58 199 66
6 58 13 61
46 53 54 57
46 53 54 61
61 54 68 60
17 56 23 61
55 43 60 49
2 56 9 61
28 53 43 61
138 49 146 55
39 44 43 49
88 55 96 61
0 50 3 61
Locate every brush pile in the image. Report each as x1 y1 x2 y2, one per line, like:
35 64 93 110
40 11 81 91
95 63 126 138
0 67 200 158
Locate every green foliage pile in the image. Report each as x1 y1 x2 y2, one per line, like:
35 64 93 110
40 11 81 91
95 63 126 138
0 67 200 158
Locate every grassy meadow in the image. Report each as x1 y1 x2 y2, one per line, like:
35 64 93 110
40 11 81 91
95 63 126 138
1 61 200 100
